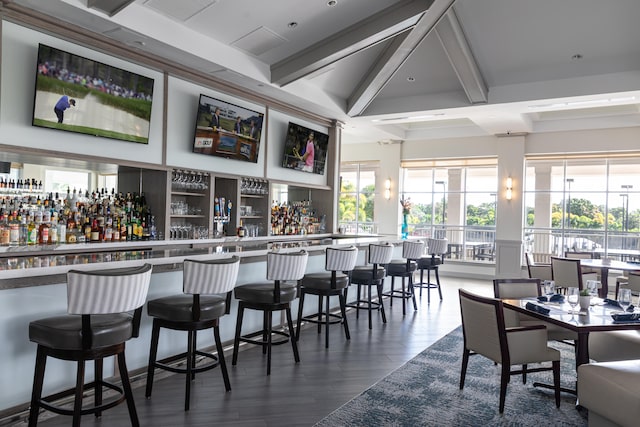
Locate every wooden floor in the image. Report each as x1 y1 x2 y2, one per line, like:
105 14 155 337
33 276 492 427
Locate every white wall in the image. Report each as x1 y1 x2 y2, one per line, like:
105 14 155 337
0 22 165 164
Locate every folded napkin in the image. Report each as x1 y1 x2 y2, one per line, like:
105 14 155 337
604 298 623 309
628 304 636 313
611 313 640 323
525 302 550 315
537 294 564 303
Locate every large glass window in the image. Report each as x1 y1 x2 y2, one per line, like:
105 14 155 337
524 157 640 262
339 163 377 234
401 160 498 262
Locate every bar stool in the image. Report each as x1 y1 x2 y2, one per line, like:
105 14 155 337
28 264 153 427
232 250 308 375
296 246 358 348
145 256 240 411
345 242 394 329
415 237 448 303
384 240 425 315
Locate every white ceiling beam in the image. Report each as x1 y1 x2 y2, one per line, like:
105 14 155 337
346 0 456 117
270 0 434 87
434 8 488 104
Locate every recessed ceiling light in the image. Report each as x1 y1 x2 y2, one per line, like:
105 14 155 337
327 0 337 6
407 76 415 82
571 54 583 60
288 22 298 29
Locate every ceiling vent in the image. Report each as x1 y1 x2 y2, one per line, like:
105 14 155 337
87 0 136 17
231 27 287 56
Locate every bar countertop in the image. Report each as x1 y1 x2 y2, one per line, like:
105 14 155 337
0 234 392 289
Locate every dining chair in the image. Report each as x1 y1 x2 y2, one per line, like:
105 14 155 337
145 256 240 411
564 251 601 279
458 288 561 413
28 264 153 427
232 250 308 375
296 245 358 348
551 256 595 292
524 252 553 282
615 270 640 300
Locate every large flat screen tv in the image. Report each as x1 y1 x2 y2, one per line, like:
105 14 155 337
192 94 264 163
282 122 329 175
32 44 155 144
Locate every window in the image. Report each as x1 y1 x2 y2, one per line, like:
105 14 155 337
339 163 377 234
524 157 640 262
44 169 90 194
401 159 498 262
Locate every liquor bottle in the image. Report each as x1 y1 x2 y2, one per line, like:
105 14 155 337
19 214 27 246
237 220 246 237
0 214 10 246
9 213 20 247
38 217 49 245
27 215 37 246
48 212 58 245
104 216 113 242
90 219 100 242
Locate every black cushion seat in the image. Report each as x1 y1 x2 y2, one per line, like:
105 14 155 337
147 295 226 322
386 259 417 274
234 281 298 304
350 265 386 283
302 272 349 290
418 256 442 268
29 313 133 351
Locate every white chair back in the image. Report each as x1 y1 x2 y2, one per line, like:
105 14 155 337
493 278 541 299
368 243 393 265
459 289 504 363
183 256 240 295
325 246 358 272
267 250 309 281
624 272 640 295
551 256 583 289
402 240 425 260
67 264 153 315
427 238 448 256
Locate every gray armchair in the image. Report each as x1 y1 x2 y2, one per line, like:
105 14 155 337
459 289 561 413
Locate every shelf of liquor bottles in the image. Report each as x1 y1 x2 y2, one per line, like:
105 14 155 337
0 188 158 248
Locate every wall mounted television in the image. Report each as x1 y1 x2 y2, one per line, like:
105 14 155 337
32 43 155 144
282 122 329 175
192 94 264 163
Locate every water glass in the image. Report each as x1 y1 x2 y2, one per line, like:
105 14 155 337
619 288 632 312
586 280 600 297
544 280 555 295
567 287 580 314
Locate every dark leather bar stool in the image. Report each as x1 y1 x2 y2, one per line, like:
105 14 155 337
384 240 425 315
296 245 358 348
232 250 308 375
145 256 240 411
345 242 394 329
28 264 153 427
415 237 448 303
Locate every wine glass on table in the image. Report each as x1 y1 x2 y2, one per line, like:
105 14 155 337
567 287 580 315
618 288 632 313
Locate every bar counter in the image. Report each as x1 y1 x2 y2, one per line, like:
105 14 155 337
0 234 397 416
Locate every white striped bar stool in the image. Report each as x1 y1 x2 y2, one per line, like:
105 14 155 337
345 243 394 330
232 250 308 375
296 246 358 348
145 256 240 411
415 238 448 303
384 240 425 315
28 264 153 427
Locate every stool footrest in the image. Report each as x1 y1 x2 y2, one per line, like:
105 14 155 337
383 290 413 299
302 312 344 325
239 329 291 347
38 380 125 417
153 350 221 375
346 300 383 311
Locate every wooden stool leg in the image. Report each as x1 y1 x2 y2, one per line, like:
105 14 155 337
317 295 323 334
145 320 160 398
28 346 47 427
266 310 273 375
435 267 443 300
339 293 350 340
185 330 194 411
118 351 140 427
232 304 245 365
295 290 305 341
325 293 330 348
286 306 300 363
377 284 387 323
94 358 103 417
72 360 86 427
213 323 231 392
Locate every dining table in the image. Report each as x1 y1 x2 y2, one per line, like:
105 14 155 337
579 258 640 298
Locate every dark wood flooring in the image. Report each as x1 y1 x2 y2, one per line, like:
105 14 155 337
28 277 491 427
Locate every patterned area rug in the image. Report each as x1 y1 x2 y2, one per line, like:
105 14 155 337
316 326 588 426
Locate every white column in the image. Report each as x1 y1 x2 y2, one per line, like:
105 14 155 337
495 134 525 278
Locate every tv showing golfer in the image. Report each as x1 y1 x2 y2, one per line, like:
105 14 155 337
32 44 155 144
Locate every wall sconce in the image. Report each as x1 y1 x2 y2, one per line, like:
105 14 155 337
506 177 513 201
384 178 391 200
